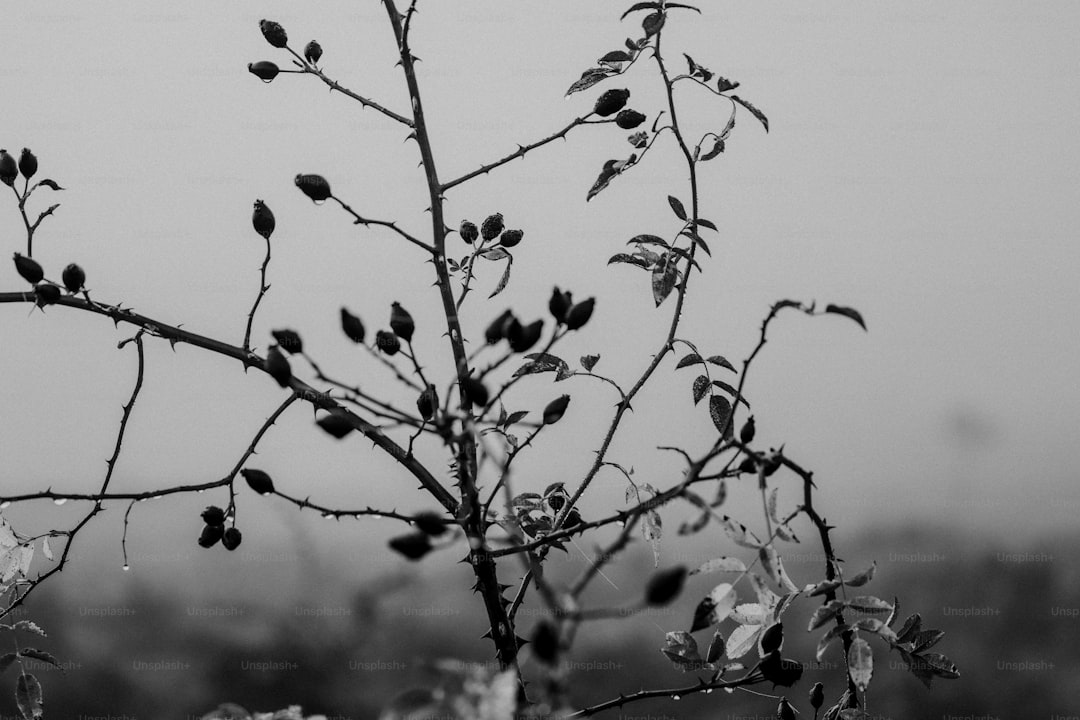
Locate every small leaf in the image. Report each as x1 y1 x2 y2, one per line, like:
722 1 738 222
692 375 710 405
711 380 749 408
18 650 61 672
716 76 740 93
608 253 651 269
690 583 737 632
599 50 633 63
706 355 735 372
724 623 762 659
642 510 662 567
513 353 570 379
16 673 43 719
808 578 843 597
479 247 510 261
816 625 845 661
706 630 725 664
824 304 867 331
620 2 662 20
896 613 922 643
912 629 946 653
918 652 960 679
567 67 615 96
691 556 747 576
848 637 873 692
642 11 665 37
580 354 599 371
661 630 702 669
732 95 769 132
719 515 762 549
845 562 876 587
505 410 529 427
487 256 513 299
651 253 679 306
808 600 845 631
709 395 733 435
676 353 705 370
627 233 670 249
667 195 688 221
847 595 893 614
33 179 63 191
11 622 45 638
700 137 725 162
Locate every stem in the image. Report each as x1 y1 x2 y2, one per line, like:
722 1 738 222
243 234 272 353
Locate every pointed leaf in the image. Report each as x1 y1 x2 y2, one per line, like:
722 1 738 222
824 304 867 331
642 510 662 567
700 137 725 162
39 538 52 562
18 649 61 672
723 623 762 659
731 95 769 132
896 613 922 643
848 637 873 692
690 582 737 632
620 2 662 20
513 353 570 378
719 515 762 549
706 630 725 664
487 256 513 299
690 557 746 576
667 195 687 221
696 218 718 232
847 595 893 615
706 355 735 372
919 652 960 679
845 562 876 587
580 354 599 371
661 630 702 669
709 395 732 435
599 50 633 63
808 600 845 631
33 179 63 192
808 578 843 597
479 247 510 261
16 673 43 719
608 253 651 269
816 624 845 661
505 410 529 426
711 380 749 408
567 67 615 96
676 353 705 370
912 629 946 653
692 375 710 405
651 253 679 306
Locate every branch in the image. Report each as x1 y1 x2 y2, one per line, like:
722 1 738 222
330 196 435 254
243 234 272 352
282 47 414 127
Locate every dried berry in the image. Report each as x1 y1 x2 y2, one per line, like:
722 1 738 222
759 651 804 688
303 40 323 65
459 220 478 244
645 565 687 606
548 287 572 324
340 307 366 344
316 410 355 439
593 88 630 117
61 263 85 293
265 346 292 387
615 109 646 129
201 506 226 526
259 19 288 48
198 523 224 548
248 61 280 82
34 283 61 306
499 229 523 248
376 330 400 356
484 309 515 344
271 328 302 355
531 621 559 664
13 253 44 284
461 376 489 407
809 683 825 710
18 149 37 180
0 150 16 186
760 622 784 654
413 511 448 537
416 384 438 421
222 527 243 551
389 301 415 342
564 297 595 331
508 318 543 353
542 395 570 425
737 456 758 475
294 174 331 203
388 532 432 561
241 468 275 495
252 199 275 240
480 213 504 242
740 416 756 444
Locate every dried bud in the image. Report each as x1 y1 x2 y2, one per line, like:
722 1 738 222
389 301 415 342
198 523 225 548
265 346 292 387
294 174 332 203
740 416 756 444
480 213 504 241
564 297 595 331
271 328 302 354
222 527 243 551
375 330 400 356
531 621 559 664
499 229 523 248
62 263 85 293
416 384 438 421
303 40 323 65
548 287 573 324
413 512 448 537
252 199 275 240
459 220 479 244
809 683 825 710
259 19 288 48
508 318 543 353
0 150 16 186
241 468 275 495
542 395 570 425
13 253 44 284
388 532 432 561
248 61 280 82
316 410 355 439
593 88 630 117
777 698 796 720
628 131 648 149
461 376 489 407
34 283 62 307
201 506 226 526
18 149 37 180
340 307 366 344
760 622 784 654
645 565 687 606
484 309 515 344
615 109 647 129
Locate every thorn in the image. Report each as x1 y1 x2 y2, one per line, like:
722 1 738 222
480 629 493 640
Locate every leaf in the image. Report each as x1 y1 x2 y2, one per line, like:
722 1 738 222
682 53 713 82
567 67 615 96
667 195 687 221
40 538 52 562
0 517 18 550
845 562 876 587
896 613 922 643
18 650 61 672
642 510 662 567
599 50 633 63
824 304 867 331
690 583 737 631
587 159 621 201
580 354 599 371
847 595 893 615
706 630 725 664
479 247 510 261
608 252 651 269
11 622 45 637
706 355 735 372
719 515 762 549
808 600 844 631
505 410 529 426
33 179 63 191
730 602 768 626
620 2 662 20
677 491 711 536
748 572 781 611
716 76 740 93
918 652 960 679
628 233 669 249
709 395 732 436
651 253 679 307
816 624 845 661
690 556 747 576
676 353 704 370
912 629 946 653
513 353 570 379
660 630 702 668
808 578 843 597
696 218 718 232
711 380 749 408
16 672 43 719
692 375 710 405
487 256 513 299
759 546 799 592
731 95 769 132
723 623 761 659
847 637 873 692
699 138 725 162
642 11 665 37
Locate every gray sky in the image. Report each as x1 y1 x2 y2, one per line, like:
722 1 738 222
2 1 1079 592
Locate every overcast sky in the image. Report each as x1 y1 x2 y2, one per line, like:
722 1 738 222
2 2 1079 596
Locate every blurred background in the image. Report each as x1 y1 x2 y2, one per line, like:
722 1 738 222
1 1 1078 718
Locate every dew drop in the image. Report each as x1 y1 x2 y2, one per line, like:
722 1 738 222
53 498 67 506
260 78 273 84
121 564 130 572
672 695 681 701
0 501 11 509
313 199 326 207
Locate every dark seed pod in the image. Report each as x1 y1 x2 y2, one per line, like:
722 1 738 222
548 287 572 324
615 109 647 129
593 88 630 117
760 651 804 688
416 384 438 421
531 621 559 664
459 220 478 244
760 622 784 654
777 698 796 720
542 395 570 425
499 229 523 248
737 456 758 475
294 174 332 203
201 506 226 526
809 683 825 710
461 376 489 407
34 283 62 306
376 330 400 356
222 527 243 551
62 263 85 293
388 532 432 561
13 253 44 284
271 328 302 355
413 511 448 537
340 307 366 344
241 468 275 495
316 410 355 439
645 565 687 606
18 149 37 180
563 508 584 529
0 150 16 186
389 302 415 342
198 523 225 548
740 416 756 444
480 213 504 241
265 346 292 387
303 40 323 65
259 19 288 48
484 309 515 344
248 61 280 82
508 319 543 353
564 297 595 331
252 199 275 240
